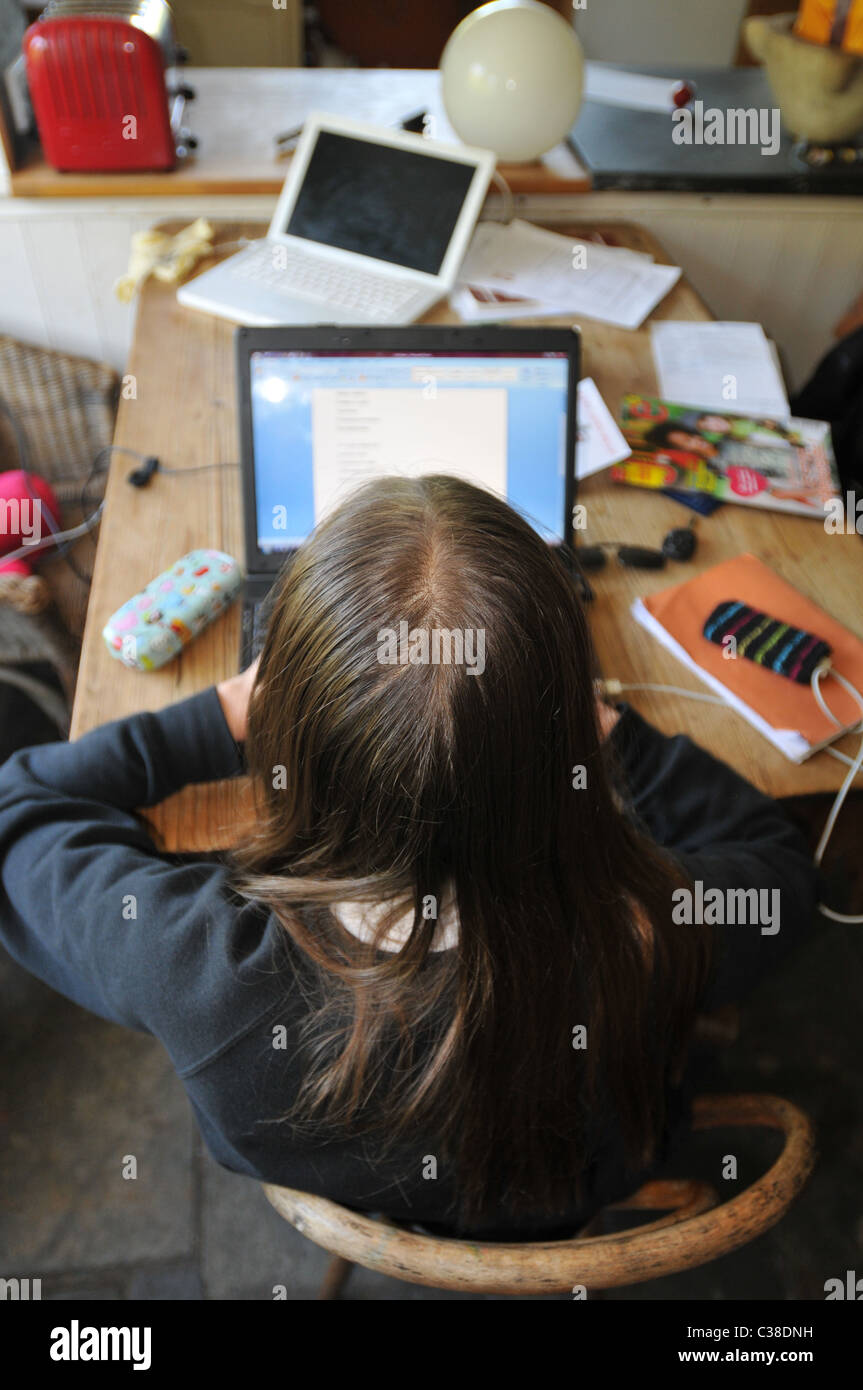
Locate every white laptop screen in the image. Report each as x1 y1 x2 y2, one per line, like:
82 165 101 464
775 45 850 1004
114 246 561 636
249 349 571 550
282 131 478 275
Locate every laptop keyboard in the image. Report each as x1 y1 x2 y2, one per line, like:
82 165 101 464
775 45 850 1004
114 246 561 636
240 597 271 667
231 243 430 322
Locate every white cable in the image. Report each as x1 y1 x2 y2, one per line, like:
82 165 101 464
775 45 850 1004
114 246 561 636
825 744 859 769
825 666 863 725
815 732 863 923
807 669 863 922
605 679 730 708
0 502 104 568
604 667 863 924
816 731 863 869
811 664 840 727
487 170 515 224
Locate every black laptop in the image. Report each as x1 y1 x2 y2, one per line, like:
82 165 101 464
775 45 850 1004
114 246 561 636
235 324 581 666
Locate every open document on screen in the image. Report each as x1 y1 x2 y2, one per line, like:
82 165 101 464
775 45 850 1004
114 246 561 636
250 352 570 549
311 386 508 521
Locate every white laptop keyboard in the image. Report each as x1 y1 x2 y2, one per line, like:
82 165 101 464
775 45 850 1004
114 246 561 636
230 242 430 322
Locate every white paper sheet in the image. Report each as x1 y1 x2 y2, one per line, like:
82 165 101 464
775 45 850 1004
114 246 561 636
311 386 507 521
458 220 681 331
576 378 631 478
449 283 546 322
650 321 791 419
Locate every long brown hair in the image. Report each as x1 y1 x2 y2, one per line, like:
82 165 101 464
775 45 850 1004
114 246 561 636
232 475 710 1224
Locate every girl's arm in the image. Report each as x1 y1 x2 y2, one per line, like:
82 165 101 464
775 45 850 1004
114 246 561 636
606 704 818 1008
0 688 278 1063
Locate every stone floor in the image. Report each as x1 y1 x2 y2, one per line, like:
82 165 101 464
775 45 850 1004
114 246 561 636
2 900 860 1302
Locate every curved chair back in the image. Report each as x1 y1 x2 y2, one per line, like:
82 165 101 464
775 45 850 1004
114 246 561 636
263 1093 815 1297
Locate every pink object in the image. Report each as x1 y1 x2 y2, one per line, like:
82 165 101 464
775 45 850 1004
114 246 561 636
0 470 62 578
728 466 769 499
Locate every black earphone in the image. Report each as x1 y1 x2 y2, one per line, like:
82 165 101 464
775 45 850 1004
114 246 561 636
579 519 698 572
127 455 160 487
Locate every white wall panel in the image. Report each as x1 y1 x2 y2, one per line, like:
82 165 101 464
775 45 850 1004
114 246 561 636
0 192 861 397
531 192 863 392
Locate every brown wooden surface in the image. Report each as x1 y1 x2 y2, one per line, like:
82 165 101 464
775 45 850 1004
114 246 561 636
8 67 591 197
70 219 863 852
263 1093 815 1294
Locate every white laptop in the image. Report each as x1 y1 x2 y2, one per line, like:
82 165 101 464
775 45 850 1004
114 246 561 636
177 112 496 327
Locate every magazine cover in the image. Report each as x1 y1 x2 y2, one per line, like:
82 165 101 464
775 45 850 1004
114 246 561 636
613 395 841 517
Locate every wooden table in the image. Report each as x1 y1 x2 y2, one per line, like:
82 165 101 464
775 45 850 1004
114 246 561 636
8 68 590 199
70 220 863 851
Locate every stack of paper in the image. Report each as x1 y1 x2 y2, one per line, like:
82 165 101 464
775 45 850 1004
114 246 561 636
453 219 681 330
650 321 791 419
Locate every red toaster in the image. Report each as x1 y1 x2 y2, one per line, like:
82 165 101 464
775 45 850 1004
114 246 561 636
23 1 193 172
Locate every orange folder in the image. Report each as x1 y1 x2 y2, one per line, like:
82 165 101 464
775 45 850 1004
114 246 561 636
640 553 863 752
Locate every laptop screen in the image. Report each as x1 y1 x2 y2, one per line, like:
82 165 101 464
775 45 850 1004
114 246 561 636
282 132 478 275
248 349 572 552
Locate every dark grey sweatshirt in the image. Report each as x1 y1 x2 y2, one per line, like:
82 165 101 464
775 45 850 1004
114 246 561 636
0 688 817 1235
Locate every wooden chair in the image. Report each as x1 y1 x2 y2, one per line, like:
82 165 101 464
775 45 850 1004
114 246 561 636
263 1092 815 1299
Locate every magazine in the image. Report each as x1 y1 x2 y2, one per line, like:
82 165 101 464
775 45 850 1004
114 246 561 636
613 395 841 518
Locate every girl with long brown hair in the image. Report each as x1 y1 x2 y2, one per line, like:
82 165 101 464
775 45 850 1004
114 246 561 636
0 475 815 1236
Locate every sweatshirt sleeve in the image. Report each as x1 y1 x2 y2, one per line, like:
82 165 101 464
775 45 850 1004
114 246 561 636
4 685 246 811
0 688 277 1067
606 704 818 1009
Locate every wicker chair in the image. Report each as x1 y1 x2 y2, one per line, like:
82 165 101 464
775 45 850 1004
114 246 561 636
0 333 118 643
264 1093 815 1299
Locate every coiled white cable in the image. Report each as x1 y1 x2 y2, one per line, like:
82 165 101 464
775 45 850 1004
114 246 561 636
601 669 863 924
808 667 863 922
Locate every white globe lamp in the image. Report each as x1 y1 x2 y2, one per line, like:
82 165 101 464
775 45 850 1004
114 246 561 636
440 0 585 162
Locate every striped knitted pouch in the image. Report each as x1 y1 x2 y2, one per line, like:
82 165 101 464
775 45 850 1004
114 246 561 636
703 600 832 685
